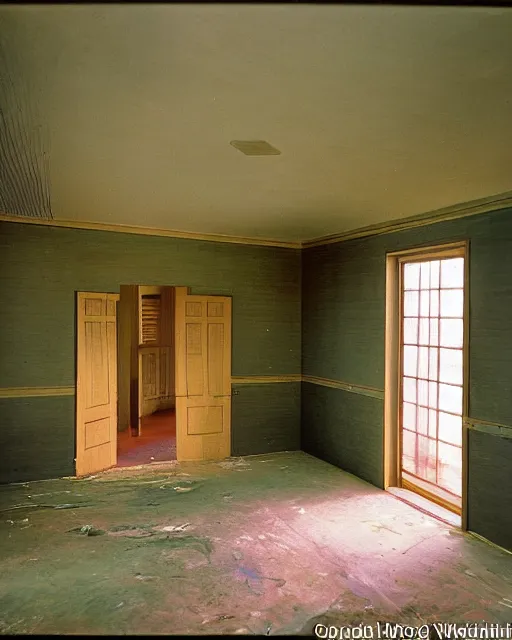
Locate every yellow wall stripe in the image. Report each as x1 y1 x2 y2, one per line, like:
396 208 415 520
1 380 510 439
302 374 385 400
231 375 301 384
0 386 76 398
464 417 512 438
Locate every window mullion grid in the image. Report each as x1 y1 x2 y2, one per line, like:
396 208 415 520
414 270 421 476
435 267 441 486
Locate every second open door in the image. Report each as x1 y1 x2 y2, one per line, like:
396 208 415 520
76 292 118 476
175 288 232 461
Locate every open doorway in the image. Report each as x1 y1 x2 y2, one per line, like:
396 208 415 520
117 285 176 468
117 410 176 467
75 286 233 477
384 242 468 527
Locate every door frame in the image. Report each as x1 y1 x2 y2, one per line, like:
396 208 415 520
383 240 469 530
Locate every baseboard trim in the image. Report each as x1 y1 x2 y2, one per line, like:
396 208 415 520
467 531 512 555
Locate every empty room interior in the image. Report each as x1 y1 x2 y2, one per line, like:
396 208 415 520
1 3 512 636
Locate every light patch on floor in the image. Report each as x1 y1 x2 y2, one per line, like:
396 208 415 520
0 452 511 635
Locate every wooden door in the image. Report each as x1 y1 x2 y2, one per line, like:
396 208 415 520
139 346 161 417
175 289 232 461
76 292 118 476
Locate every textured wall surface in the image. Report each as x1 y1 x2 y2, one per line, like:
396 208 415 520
302 207 512 548
467 430 512 550
0 397 75 483
301 383 383 488
232 382 301 456
0 221 301 481
2 210 511 550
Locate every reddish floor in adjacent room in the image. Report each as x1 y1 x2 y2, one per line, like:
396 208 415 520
117 409 176 467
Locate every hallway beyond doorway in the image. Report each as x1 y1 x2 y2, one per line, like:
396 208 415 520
117 409 176 467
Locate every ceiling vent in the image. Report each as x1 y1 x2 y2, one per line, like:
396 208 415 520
230 140 281 156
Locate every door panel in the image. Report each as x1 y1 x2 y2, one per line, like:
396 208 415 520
158 346 175 411
175 289 232 462
76 292 118 476
139 346 161 417
159 347 169 397
160 287 175 410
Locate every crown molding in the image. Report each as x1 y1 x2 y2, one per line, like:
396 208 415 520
0 213 301 250
303 190 512 249
2 189 512 250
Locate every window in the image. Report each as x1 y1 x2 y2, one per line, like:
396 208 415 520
400 255 465 509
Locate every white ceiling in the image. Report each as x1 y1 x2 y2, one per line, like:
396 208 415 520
1 4 512 242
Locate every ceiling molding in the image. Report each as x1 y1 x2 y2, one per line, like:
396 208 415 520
0 213 301 250
303 190 512 249
2 189 512 250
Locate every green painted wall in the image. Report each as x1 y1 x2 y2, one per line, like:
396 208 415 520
0 396 76 483
301 383 383 488
0 221 301 482
468 430 512 551
232 382 301 456
3 210 512 550
302 206 512 549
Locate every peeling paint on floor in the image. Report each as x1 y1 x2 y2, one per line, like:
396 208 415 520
0 452 511 635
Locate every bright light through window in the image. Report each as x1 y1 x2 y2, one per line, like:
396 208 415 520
401 257 464 500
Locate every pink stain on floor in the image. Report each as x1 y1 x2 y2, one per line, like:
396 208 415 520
117 409 176 467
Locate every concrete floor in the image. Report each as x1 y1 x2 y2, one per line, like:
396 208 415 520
0 452 511 635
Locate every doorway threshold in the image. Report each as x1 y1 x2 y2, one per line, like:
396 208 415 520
388 486 461 528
